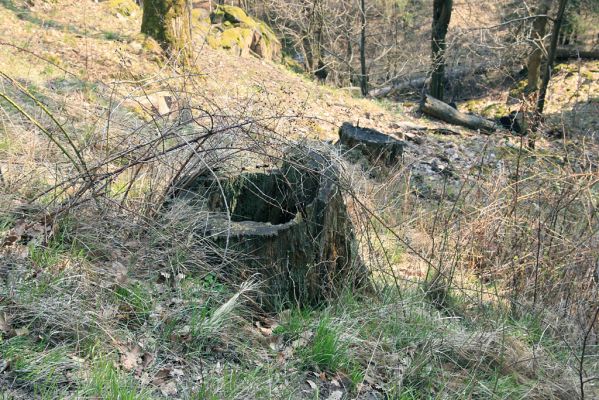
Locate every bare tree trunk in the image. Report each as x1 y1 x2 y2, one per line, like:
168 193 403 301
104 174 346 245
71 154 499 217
526 0 553 92
141 0 192 62
359 0 368 96
537 0 569 115
430 0 452 101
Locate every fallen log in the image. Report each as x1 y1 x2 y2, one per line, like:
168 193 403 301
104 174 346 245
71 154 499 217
369 64 494 99
555 47 599 60
369 76 428 98
420 94 498 133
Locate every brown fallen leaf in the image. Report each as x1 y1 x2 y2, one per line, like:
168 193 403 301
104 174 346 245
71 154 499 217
306 379 318 390
160 381 178 396
258 326 273 336
141 352 154 369
153 368 171 386
119 343 142 371
2 220 26 247
15 245 29 259
0 312 14 335
113 261 129 285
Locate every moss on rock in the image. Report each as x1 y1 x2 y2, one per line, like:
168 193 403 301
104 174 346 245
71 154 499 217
205 5 281 62
107 0 138 17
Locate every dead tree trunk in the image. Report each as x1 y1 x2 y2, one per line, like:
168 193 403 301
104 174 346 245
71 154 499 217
555 47 599 60
420 94 497 133
430 0 452 101
369 63 496 98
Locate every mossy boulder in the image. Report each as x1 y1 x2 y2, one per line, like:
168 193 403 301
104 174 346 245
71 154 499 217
107 0 138 17
204 5 281 62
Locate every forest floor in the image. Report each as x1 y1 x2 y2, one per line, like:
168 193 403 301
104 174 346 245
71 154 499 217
1 1 598 399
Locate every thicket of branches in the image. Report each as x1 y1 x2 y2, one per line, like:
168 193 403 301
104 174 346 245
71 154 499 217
231 0 599 97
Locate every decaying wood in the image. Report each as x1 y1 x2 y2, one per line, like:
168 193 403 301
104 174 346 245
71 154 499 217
168 150 369 309
338 122 404 166
369 64 491 99
420 94 498 133
555 47 599 60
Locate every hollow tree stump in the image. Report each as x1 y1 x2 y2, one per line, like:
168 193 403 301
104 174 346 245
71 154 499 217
338 122 404 166
170 150 369 309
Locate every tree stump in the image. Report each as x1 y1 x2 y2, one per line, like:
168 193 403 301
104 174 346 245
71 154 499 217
338 122 404 166
170 151 369 309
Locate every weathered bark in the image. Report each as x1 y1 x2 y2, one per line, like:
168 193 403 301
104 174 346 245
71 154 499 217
526 0 552 93
420 94 498 133
338 123 403 165
141 0 192 61
169 151 369 309
537 0 569 115
430 0 452 101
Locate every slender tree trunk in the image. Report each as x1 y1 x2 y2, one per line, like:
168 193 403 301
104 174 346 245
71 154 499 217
537 0 569 115
141 0 192 62
359 0 368 96
430 0 452 101
526 0 553 93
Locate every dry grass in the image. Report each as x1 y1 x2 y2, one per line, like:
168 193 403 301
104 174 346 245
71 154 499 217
1 0 598 399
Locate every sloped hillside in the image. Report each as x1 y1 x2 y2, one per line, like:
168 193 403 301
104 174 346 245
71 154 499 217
1 1 598 399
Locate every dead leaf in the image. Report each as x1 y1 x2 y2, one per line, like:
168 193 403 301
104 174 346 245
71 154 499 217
258 326 273 336
0 312 13 334
269 335 283 351
2 220 26 246
141 352 154 369
160 381 177 396
319 371 327 381
120 343 142 371
125 240 140 248
277 351 286 364
15 245 29 259
152 368 171 386
15 327 29 337
113 261 128 285
306 379 318 390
